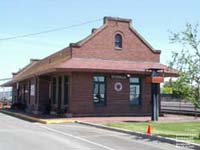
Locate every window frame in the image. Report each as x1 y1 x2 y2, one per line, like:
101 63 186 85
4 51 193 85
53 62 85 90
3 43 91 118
30 83 35 96
93 75 107 106
115 33 123 49
129 77 142 106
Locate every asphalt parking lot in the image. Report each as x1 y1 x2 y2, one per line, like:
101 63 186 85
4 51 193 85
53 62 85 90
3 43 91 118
0 112 195 150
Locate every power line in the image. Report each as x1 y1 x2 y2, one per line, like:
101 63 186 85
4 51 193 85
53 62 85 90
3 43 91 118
0 18 102 41
0 78 12 81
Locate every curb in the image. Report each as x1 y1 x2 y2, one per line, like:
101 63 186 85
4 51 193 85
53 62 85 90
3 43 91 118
44 119 75 124
0 110 75 124
76 121 200 149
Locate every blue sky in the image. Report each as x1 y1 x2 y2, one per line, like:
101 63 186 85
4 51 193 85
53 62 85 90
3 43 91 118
0 0 199 83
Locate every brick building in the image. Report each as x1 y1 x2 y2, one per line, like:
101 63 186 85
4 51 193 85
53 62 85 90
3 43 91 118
4 17 178 116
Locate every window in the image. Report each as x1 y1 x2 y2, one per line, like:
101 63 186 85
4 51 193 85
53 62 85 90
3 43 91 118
129 77 141 105
30 84 35 96
93 76 106 106
115 34 122 48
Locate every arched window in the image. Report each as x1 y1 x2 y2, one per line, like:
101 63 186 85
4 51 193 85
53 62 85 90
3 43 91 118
115 34 122 48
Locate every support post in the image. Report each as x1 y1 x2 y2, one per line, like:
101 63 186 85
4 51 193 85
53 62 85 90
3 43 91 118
151 83 159 121
145 68 164 121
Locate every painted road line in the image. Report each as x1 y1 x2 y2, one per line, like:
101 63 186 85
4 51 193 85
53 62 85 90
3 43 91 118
39 125 115 150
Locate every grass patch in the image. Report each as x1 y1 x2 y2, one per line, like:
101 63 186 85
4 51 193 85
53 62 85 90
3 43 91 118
105 122 200 144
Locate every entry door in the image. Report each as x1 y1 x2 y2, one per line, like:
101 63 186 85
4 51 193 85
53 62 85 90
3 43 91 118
58 76 62 110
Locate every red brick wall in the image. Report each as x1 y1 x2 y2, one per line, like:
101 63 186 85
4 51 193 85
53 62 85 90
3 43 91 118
69 73 93 114
72 20 160 62
69 72 152 116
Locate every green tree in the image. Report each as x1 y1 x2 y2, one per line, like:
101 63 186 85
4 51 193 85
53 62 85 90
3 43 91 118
169 23 200 116
161 86 172 94
162 79 191 98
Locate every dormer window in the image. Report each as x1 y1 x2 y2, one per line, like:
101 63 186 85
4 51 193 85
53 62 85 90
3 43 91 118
115 34 122 49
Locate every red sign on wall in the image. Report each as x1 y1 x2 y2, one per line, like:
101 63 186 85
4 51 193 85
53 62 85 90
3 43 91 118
146 76 164 83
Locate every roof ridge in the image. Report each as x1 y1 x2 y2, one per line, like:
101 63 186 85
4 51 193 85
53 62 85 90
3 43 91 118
103 16 132 24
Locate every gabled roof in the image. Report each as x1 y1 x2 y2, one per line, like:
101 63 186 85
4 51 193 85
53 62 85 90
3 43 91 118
70 17 161 54
70 24 108 47
13 59 40 77
8 47 71 84
2 59 40 86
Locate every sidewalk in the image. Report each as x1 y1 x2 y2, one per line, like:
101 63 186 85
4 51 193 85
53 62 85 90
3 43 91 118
74 114 200 124
1 108 199 124
0 109 75 124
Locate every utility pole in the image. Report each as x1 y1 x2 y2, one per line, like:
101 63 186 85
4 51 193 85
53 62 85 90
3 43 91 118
146 68 164 121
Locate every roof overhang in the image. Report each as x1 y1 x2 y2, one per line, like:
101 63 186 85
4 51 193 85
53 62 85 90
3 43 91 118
56 58 179 77
1 80 14 87
2 58 179 87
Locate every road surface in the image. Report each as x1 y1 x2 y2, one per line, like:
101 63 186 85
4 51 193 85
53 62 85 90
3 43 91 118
0 112 194 150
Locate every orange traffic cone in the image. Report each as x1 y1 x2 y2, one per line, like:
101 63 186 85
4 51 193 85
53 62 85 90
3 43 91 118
146 123 152 135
